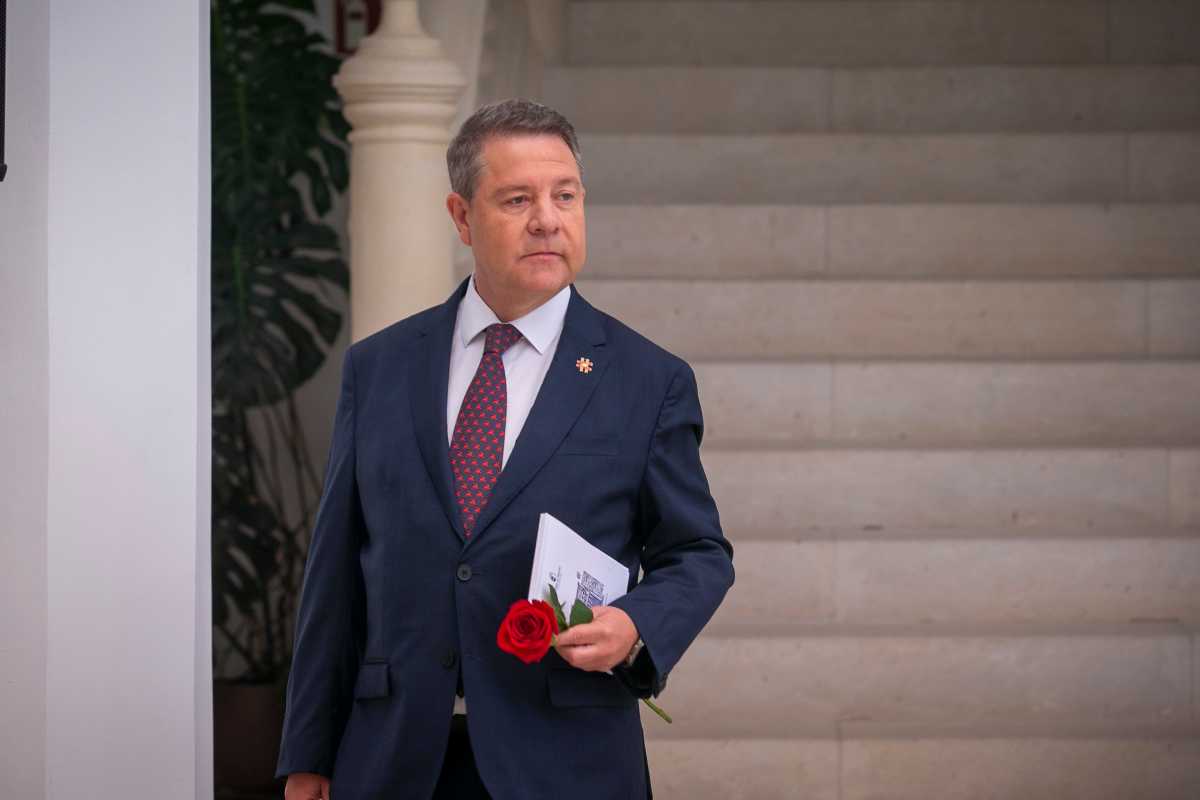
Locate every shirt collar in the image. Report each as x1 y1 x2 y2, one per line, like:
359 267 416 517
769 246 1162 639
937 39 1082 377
457 274 571 355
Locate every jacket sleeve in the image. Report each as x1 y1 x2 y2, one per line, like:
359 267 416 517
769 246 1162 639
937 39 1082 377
275 346 366 778
611 361 735 699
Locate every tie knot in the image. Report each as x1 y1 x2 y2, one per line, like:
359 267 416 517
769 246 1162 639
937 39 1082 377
484 323 522 355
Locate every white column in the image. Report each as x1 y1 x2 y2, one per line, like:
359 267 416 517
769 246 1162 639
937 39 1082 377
335 0 467 341
39 2 212 799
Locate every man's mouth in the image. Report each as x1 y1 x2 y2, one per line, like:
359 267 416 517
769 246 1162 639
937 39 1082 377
523 251 561 259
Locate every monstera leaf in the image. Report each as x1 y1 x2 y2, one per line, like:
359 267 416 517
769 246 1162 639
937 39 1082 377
211 0 349 411
211 0 349 682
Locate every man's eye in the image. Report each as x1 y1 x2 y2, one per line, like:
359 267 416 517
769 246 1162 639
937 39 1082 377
506 196 528 206
558 192 575 202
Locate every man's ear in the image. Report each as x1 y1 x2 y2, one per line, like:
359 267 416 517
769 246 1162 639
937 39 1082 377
446 193 472 247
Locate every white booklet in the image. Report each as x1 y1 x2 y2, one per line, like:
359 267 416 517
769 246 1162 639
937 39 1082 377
526 513 631 610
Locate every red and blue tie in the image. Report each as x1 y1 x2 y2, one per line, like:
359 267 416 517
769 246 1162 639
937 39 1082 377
449 323 523 537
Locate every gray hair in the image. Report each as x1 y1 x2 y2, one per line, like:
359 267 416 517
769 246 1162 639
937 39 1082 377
446 98 583 200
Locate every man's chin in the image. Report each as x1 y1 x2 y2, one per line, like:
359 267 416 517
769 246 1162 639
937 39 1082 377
519 254 572 276
517 263 575 293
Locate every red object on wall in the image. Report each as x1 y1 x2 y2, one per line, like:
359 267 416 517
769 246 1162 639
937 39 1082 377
335 0 382 55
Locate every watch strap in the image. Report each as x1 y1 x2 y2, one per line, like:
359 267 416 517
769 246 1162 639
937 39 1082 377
623 637 644 668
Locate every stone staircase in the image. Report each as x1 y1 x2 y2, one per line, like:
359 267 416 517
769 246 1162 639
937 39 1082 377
540 1 1200 797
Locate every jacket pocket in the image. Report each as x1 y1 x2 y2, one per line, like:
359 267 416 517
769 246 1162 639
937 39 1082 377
546 667 635 708
353 661 390 700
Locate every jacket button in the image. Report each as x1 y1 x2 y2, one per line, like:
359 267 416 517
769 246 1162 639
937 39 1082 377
442 650 458 669
456 563 472 582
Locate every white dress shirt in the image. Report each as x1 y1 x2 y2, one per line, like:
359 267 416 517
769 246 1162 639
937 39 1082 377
446 274 571 468
446 274 571 715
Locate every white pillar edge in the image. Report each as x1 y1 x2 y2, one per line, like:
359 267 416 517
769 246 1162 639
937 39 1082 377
195 1 215 796
44 1 212 797
0 0 51 797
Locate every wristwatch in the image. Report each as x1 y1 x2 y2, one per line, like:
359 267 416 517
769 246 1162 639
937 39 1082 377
623 637 644 668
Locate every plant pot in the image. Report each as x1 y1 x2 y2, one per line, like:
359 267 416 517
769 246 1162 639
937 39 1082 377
213 678 287 794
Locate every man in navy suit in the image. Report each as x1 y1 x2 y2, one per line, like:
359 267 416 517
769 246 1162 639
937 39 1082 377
278 99 735 800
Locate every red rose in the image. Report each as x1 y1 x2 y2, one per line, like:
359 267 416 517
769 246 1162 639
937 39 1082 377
496 599 560 664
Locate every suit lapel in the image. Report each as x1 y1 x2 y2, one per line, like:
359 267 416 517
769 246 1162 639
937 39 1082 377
465 285 610 550
411 279 470 544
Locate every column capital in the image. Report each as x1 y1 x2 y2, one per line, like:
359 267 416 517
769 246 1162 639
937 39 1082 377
334 0 467 145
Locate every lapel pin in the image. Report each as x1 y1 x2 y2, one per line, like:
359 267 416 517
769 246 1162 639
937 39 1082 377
575 357 593 374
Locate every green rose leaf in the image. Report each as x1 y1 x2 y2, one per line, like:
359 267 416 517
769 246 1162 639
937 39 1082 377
569 598 594 628
546 584 569 631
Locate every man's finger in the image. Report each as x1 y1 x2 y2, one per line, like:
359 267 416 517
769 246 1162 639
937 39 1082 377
555 621 599 646
557 643 602 670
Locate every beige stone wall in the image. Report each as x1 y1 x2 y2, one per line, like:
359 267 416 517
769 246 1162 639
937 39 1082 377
543 1 1200 796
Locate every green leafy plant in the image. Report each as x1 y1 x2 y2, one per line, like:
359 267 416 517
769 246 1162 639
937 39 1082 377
211 0 350 683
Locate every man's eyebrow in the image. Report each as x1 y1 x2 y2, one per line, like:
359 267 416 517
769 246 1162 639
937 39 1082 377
492 184 533 197
491 178 582 197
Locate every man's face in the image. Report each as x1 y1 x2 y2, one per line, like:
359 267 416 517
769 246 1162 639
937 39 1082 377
447 134 586 316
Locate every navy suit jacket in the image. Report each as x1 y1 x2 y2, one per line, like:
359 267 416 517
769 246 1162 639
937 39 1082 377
276 279 735 799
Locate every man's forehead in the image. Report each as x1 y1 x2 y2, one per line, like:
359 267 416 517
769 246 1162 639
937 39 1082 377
478 134 580 182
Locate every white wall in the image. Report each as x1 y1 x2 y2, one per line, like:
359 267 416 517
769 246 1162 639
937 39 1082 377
0 0 50 797
1 0 212 797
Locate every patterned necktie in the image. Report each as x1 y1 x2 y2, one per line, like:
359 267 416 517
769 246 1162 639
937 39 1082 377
450 323 523 537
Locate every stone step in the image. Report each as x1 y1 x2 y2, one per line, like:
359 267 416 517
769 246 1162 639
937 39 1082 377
578 132 1200 203
1111 0 1200 64
1131 132 1200 201
545 65 1200 133
710 534 1200 630
645 724 1200 800
568 1 1115 67
722 522 1200 543
699 449 1199 533
569 1 1200 67
581 204 1200 280
637 623 1195 739
575 279 1200 359
689 361 1200 448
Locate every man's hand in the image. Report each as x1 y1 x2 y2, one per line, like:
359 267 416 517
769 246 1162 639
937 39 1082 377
552 605 639 672
284 772 330 800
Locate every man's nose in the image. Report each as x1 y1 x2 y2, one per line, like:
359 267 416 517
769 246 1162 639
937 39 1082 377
527 196 561 235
